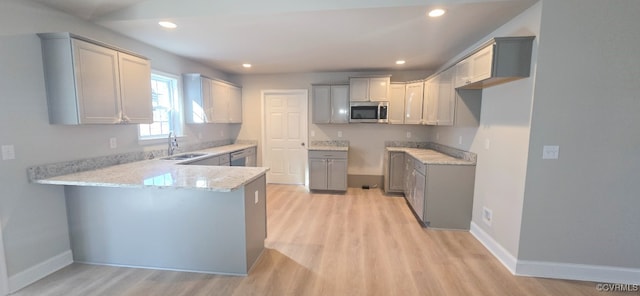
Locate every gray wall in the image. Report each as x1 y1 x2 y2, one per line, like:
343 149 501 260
431 0 640 272
0 0 234 278
429 2 541 257
232 70 432 176
519 0 640 267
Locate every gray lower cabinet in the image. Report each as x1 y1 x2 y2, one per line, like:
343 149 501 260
185 154 230 166
387 151 476 230
384 151 405 193
309 150 347 191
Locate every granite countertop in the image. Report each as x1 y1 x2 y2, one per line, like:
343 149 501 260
35 144 268 192
308 140 349 152
386 147 475 165
307 145 349 152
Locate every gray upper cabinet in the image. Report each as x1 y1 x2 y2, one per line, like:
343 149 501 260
349 76 390 102
388 83 405 124
455 36 535 89
38 33 152 125
404 81 424 125
312 84 349 124
183 73 242 124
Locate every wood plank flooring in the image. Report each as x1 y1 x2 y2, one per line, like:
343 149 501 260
13 185 623 296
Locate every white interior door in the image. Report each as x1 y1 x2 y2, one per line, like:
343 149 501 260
0 222 9 296
263 90 308 185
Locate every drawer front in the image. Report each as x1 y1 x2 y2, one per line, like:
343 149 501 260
309 150 347 159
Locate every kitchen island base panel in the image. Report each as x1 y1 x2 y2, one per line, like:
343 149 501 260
64 175 266 276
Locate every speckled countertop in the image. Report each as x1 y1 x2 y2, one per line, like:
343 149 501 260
308 140 349 151
386 147 475 165
35 144 268 192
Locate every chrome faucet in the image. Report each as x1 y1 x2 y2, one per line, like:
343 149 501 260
168 132 179 156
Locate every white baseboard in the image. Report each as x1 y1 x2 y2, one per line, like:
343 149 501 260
469 221 518 274
9 250 73 293
470 222 640 285
516 260 640 285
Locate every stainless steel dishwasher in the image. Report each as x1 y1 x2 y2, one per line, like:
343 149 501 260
230 147 256 167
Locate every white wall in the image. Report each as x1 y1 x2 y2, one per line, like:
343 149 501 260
429 2 542 258
519 0 640 269
0 0 234 290
232 70 432 176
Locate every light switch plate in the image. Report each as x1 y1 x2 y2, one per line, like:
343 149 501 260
311 130 315 137
406 131 411 138
484 139 491 150
109 137 117 149
542 145 560 159
1 145 15 160
338 131 342 138
254 190 259 204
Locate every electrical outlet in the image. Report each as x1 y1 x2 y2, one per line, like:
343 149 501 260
436 132 440 141
338 131 342 138
198 132 203 140
406 131 411 138
458 136 463 145
484 139 491 150
1 145 16 160
482 207 493 226
311 130 315 137
542 145 560 159
109 137 117 149
254 190 259 204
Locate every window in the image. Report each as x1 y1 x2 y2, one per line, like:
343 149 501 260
139 72 183 140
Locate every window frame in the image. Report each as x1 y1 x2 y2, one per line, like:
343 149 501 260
138 70 184 143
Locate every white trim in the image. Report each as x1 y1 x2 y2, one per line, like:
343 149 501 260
469 222 518 273
261 89 309 185
8 250 73 293
0 224 8 296
470 222 640 285
516 260 640 285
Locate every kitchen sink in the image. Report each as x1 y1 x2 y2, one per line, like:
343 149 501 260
161 153 207 160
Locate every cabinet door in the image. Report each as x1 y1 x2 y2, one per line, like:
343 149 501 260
210 80 230 123
369 77 390 101
470 45 494 83
228 85 242 123
436 68 455 126
404 82 424 125
413 170 426 221
454 58 471 88
403 156 413 198
389 152 405 191
327 159 348 191
423 78 438 125
312 85 331 123
118 52 152 124
72 39 121 124
388 83 405 124
309 158 328 190
349 78 369 102
330 85 349 123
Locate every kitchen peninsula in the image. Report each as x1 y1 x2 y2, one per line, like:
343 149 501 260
32 145 268 276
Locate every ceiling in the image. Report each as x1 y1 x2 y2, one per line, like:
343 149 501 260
30 0 538 74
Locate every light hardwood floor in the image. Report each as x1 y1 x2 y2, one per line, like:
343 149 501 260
14 185 623 295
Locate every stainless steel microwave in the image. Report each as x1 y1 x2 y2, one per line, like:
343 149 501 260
349 102 389 123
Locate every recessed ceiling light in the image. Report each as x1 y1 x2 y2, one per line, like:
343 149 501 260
158 21 177 29
428 8 446 17
396 60 406 65
242 63 252 68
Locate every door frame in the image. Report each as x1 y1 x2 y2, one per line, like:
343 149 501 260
0 222 9 296
261 89 309 185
